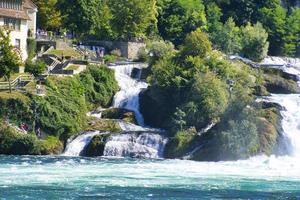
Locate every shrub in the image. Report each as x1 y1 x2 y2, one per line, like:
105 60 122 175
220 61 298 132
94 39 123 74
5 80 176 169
25 60 47 76
241 23 269 62
164 129 197 158
27 38 36 60
219 120 259 160
0 122 43 155
180 29 212 58
80 65 119 107
183 72 229 129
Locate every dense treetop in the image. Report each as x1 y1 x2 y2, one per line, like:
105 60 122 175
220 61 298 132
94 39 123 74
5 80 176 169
33 0 299 58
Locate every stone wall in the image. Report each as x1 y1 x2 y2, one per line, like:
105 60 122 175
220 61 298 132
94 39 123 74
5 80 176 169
82 40 145 60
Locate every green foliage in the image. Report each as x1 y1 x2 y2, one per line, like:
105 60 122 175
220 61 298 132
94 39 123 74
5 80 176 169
240 23 269 61
80 65 119 107
157 0 207 46
214 18 242 55
180 29 212 58
164 129 197 158
172 108 186 131
183 72 229 129
27 38 37 60
33 0 62 30
0 122 43 155
0 92 32 125
259 4 287 55
41 136 63 154
108 0 158 40
283 8 300 57
35 76 87 140
146 40 175 66
220 119 259 160
0 28 21 93
25 60 47 76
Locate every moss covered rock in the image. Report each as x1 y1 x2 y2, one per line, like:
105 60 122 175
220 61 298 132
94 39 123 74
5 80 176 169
164 129 198 158
87 119 122 132
262 68 299 94
102 108 137 124
83 134 109 157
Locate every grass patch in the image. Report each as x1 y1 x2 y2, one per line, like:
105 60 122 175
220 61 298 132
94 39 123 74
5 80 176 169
66 64 80 71
47 48 81 58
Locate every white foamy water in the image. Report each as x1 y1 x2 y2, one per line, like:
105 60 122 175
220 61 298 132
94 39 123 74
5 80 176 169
103 133 168 158
63 131 102 156
109 64 148 126
260 56 300 83
262 94 300 157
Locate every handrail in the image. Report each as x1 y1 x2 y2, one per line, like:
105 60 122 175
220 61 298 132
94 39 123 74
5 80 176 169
0 74 34 90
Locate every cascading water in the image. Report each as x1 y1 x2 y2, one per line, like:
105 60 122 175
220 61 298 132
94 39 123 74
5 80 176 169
103 132 168 158
109 64 148 126
263 94 300 156
259 57 300 157
63 131 102 156
63 63 167 158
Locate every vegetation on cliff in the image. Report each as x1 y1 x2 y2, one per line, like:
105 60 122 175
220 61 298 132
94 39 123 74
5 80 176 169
140 29 293 160
0 65 118 154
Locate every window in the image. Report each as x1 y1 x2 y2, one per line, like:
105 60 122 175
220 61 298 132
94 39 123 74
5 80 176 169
15 39 20 49
4 17 21 31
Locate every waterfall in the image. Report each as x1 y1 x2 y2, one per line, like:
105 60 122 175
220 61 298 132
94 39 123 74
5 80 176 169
262 94 300 156
63 62 168 158
260 57 300 156
103 132 168 158
63 131 102 156
109 64 148 126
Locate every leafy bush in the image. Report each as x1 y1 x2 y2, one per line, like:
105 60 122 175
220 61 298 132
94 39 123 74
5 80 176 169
183 72 229 129
180 29 212 58
27 38 36 60
219 119 260 160
80 65 119 107
0 122 43 155
25 60 47 76
164 129 197 158
241 23 269 61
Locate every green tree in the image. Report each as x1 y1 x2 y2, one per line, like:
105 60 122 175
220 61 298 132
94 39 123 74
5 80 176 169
283 8 300 57
33 0 62 30
0 28 21 93
241 23 269 61
259 4 287 55
25 60 47 76
215 18 241 54
206 3 223 43
172 107 186 131
183 72 229 129
180 29 212 58
108 0 158 40
157 0 207 45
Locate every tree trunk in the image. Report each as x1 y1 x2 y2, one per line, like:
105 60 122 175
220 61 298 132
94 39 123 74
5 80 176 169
8 77 12 93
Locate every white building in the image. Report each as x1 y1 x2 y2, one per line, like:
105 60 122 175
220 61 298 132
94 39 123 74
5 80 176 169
0 0 37 62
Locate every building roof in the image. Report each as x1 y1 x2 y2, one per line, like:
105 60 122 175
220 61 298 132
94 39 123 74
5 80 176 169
0 0 37 20
0 8 30 20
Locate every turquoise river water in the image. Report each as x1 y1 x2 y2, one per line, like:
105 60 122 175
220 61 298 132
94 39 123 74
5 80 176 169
0 155 300 200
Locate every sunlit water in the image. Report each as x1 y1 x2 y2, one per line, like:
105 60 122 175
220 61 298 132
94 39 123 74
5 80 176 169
1 155 300 200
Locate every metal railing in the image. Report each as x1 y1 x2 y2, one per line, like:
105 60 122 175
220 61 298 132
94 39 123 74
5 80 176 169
0 75 34 90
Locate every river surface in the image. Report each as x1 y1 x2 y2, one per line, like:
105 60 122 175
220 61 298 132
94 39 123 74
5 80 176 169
0 155 300 200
